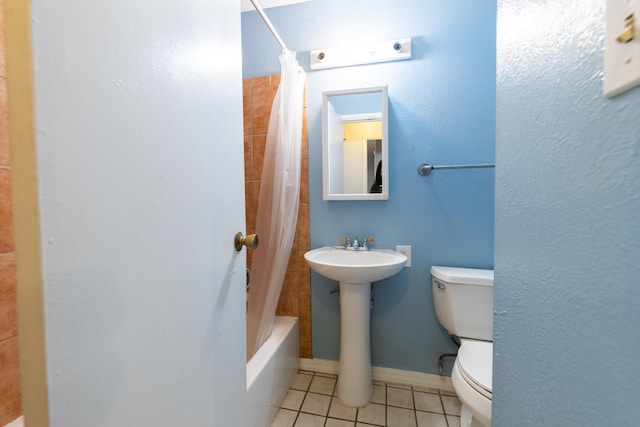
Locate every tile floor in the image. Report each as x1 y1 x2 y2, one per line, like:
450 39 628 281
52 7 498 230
270 370 461 427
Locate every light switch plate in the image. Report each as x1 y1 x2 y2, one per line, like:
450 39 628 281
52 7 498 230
604 0 640 98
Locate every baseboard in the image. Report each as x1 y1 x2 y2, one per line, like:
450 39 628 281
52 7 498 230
299 358 454 393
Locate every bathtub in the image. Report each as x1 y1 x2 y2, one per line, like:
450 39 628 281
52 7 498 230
3 416 23 427
247 316 299 427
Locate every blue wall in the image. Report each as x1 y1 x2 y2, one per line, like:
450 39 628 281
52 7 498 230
242 0 496 374
495 0 640 424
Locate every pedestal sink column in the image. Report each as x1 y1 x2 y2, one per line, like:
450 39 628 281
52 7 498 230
337 281 372 407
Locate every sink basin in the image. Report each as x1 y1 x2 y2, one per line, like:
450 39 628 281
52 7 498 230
304 246 407 284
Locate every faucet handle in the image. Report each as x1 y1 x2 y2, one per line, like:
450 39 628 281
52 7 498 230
339 237 351 248
362 237 374 249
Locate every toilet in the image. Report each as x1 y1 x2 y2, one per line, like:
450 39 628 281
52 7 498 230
431 266 493 427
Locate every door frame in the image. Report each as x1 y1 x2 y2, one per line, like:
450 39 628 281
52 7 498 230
4 0 49 425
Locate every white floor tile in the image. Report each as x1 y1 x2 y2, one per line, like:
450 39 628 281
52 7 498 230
440 395 462 416
413 391 443 414
326 418 356 427
309 375 336 395
387 381 412 390
315 371 338 378
370 383 386 405
294 413 326 427
387 386 414 409
282 389 306 411
447 415 461 427
270 408 298 427
357 402 386 426
328 396 358 421
301 392 331 416
291 373 313 391
387 406 417 427
276 370 458 427
412 385 441 394
416 411 448 427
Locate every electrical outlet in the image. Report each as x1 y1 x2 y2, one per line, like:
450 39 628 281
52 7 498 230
396 245 411 268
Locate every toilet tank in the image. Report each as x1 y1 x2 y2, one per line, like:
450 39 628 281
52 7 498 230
431 266 494 341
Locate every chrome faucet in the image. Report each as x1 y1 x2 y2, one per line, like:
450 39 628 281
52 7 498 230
340 237 374 250
362 237 373 250
341 237 352 249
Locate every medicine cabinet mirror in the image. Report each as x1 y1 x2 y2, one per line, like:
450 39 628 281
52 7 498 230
322 86 388 200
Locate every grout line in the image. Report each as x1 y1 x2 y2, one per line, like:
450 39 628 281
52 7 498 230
0 336 19 345
284 369 456 427
412 386 419 426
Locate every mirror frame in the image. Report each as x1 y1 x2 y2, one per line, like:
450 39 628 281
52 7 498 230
322 86 389 201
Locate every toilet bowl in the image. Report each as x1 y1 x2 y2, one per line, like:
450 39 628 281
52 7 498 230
452 339 492 427
431 266 493 427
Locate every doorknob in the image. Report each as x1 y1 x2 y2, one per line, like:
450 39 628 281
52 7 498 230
234 232 259 251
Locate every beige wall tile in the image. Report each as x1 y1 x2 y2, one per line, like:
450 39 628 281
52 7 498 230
281 271 299 296
250 86 277 135
286 247 298 273
0 6 4 79
252 181 261 216
0 78 8 166
300 155 309 203
0 168 14 252
0 253 16 341
244 136 252 182
244 181 256 229
299 294 311 341
0 337 22 426
301 106 308 157
300 339 312 359
243 93 251 136
296 204 309 250
276 292 298 317
297 259 310 297
252 134 267 181
244 75 271 91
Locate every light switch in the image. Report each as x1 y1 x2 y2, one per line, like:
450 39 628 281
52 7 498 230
604 0 640 98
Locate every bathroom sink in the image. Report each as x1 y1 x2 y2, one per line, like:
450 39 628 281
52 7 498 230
304 245 407 407
304 246 407 284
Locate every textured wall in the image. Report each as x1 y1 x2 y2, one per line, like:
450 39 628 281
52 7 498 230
242 0 496 374
0 0 22 421
243 74 312 358
495 0 640 424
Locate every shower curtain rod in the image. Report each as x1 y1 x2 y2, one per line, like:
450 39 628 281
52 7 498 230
249 0 289 52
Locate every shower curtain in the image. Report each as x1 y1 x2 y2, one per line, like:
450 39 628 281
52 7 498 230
246 51 306 359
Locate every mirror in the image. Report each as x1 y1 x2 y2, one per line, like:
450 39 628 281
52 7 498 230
322 86 388 200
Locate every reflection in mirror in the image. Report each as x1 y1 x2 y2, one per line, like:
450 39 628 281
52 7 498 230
322 86 388 200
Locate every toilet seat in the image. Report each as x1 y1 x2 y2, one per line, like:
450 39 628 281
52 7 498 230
456 340 492 399
451 340 493 426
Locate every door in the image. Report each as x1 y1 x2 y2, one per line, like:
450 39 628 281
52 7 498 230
343 139 366 193
27 0 246 425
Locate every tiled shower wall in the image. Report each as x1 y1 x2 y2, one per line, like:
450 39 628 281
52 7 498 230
0 2 22 423
243 74 311 358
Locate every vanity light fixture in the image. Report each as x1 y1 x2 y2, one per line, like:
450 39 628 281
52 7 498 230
310 37 411 70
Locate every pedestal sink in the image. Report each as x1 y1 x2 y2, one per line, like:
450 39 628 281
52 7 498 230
304 246 407 407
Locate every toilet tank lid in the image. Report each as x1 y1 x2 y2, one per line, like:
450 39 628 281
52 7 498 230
431 266 493 286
